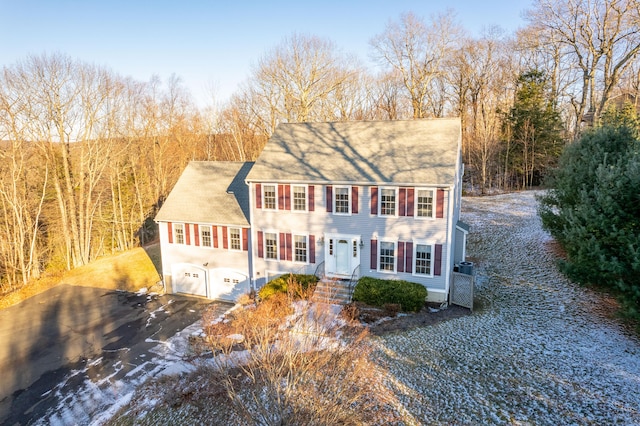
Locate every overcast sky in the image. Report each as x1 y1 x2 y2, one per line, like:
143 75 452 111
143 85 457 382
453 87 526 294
1 0 532 107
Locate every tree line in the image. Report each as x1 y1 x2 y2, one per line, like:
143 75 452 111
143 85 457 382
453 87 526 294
1 0 639 291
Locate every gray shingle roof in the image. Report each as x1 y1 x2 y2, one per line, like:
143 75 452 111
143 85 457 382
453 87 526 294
246 119 461 186
155 161 253 226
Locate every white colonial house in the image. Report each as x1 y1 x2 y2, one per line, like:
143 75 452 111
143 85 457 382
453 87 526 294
156 119 468 303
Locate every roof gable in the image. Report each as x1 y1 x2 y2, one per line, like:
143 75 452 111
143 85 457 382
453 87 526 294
155 161 254 226
246 119 461 186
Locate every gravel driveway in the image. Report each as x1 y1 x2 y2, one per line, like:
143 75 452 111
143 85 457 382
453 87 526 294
375 191 640 425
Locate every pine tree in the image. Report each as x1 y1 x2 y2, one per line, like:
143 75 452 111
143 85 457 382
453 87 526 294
504 70 564 188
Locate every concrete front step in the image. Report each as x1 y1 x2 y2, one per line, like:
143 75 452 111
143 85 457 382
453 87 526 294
312 280 354 304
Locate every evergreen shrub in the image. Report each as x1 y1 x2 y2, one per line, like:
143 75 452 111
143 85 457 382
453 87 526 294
538 122 640 323
258 273 318 300
352 277 427 312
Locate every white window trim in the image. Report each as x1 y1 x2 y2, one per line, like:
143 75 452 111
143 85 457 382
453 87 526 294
228 226 243 251
262 183 278 210
378 186 399 217
199 225 213 248
263 230 279 262
413 240 435 277
333 185 352 216
173 223 185 245
292 233 309 264
378 239 397 274
415 187 436 219
291 184 308 213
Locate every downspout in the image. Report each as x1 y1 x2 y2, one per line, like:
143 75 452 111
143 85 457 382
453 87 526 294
444 185 455 305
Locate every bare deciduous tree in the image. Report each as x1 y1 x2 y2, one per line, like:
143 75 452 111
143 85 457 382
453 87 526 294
525 0 640 130
370 11 462 118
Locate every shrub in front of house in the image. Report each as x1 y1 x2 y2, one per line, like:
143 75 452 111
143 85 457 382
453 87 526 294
353 277 427 312
258 273 319 300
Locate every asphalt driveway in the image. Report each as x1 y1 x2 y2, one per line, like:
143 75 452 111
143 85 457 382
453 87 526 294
0 284 230 425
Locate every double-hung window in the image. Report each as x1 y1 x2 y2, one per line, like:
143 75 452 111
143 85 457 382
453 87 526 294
334 186 350 214
200 225 212 247
264 232 278 260
263 184 277 210
416 189 434 218
229 227 242 250
380 187 397 216
294 234 308 263
173 223 185 244
414 243 433 276
379 241 396 272
292 185 307 211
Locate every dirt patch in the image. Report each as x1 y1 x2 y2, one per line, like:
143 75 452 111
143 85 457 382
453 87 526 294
346 302 472 336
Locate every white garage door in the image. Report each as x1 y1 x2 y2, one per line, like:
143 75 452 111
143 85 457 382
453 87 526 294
209 269 250 302
172 264 207 297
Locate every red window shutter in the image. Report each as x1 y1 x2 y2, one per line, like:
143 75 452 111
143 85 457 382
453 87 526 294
284 185 291 210
222 226 228 249
434 244 443 276
194 224 200 246
351 186 359 214
279 233 286 260
242 228 249 251
407 188 415 217
309 235 316 263
278 185 285 210
308 185 315 211
399 188 407 216
213 226 219 248
370 239 378 269
326 186 333 212
257 231 264 258
405 242 413 273
167 222 173 244
185 224 191 245
397 241 405 272
436 189 445 218
370 187 378 215
286 233 292 261
256 183 262 209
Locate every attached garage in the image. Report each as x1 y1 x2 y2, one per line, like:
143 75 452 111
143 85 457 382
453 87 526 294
170 263 250 302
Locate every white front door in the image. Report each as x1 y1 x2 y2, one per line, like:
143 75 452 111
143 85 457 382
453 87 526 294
335 239 351 275
325 234 361 278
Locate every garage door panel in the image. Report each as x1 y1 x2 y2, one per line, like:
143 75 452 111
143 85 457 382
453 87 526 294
209 269 249 302
172 264 207 297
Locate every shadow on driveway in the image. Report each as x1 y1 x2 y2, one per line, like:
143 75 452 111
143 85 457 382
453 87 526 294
0 284 229 424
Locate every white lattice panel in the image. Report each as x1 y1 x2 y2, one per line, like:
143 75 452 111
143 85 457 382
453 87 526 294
451 272 474 311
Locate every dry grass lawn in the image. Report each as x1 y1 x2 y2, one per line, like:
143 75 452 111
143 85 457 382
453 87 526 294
0 244 162 310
